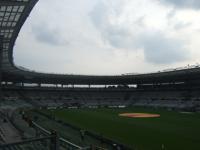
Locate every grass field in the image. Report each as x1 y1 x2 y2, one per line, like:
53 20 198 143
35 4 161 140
42 107 200 150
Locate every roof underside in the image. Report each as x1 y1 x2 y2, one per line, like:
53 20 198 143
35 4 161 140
1 0 200 85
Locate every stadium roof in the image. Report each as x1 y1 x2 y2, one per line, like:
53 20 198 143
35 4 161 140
1 0 200 85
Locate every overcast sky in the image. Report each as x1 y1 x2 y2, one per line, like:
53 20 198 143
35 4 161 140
13 0 200 75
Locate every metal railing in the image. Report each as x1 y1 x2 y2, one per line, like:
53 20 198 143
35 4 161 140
0 119 87 150
32 121 83 150
0 136 54 150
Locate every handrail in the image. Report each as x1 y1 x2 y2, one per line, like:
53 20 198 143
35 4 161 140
60 137 83 149
32 121 51 134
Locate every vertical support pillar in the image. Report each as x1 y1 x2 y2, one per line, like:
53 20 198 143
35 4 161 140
50 131 59 150
0 36 3 101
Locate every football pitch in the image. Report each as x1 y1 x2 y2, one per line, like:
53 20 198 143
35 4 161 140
42 107 200 150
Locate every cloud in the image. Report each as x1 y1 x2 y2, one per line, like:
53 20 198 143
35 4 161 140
173 22 192 30
89 1 107 28
160 0 200 9
15 0 199 75
89 0 189 64
140 32 188 64
32 23 68 46
89 1 135 49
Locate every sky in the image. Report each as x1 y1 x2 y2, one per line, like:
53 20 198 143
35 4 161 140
13 0 200 75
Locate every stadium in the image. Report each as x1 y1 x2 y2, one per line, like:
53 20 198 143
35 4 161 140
0 0 200 150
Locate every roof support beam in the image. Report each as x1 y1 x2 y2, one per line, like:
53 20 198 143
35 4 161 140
0 27 15 30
